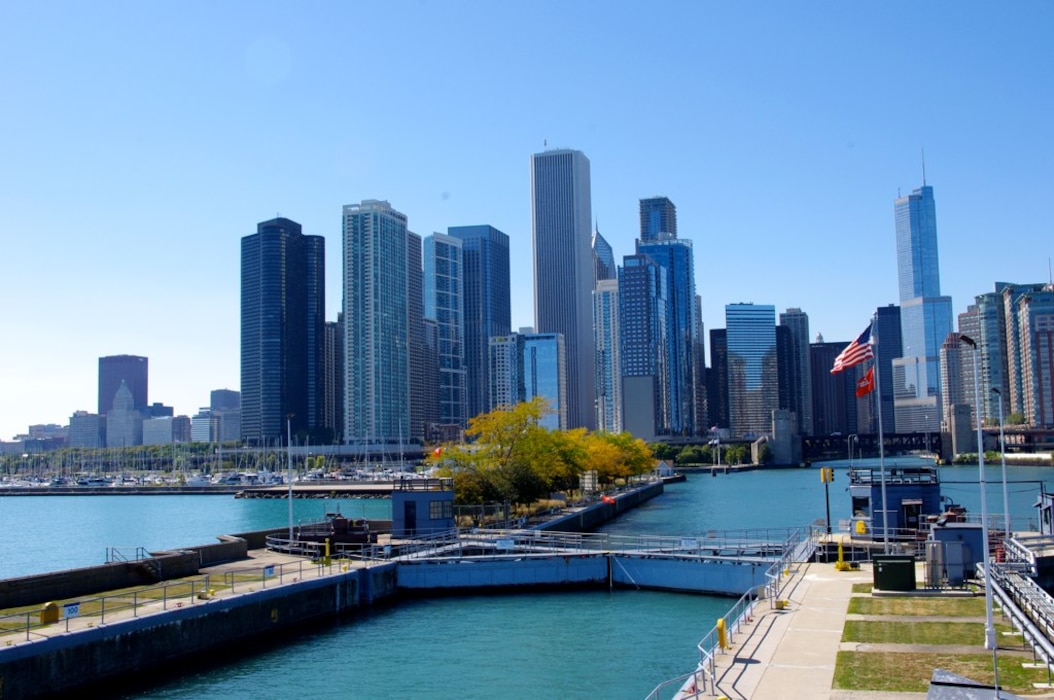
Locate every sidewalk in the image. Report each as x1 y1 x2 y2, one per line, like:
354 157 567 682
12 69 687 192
700 561 927 700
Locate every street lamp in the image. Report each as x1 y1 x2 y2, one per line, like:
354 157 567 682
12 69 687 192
287 415 294 542
960 335 997 660
992 387 1010 535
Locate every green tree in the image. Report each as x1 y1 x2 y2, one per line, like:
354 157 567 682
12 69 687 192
1007 412 1026 425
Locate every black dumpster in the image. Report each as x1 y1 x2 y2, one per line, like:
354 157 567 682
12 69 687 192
873 554 916 591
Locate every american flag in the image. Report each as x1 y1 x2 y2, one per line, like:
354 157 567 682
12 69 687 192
831 323 874 374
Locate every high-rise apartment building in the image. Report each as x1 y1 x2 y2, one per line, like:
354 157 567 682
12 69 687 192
322 315 345 443
725 304 778 438
708 329 729 430
639 196 677 242
779 308 813 436
637 231 699 436
98 355 148 416
488 332 567 430
531 149 596 430
240 217 325 446
619 254 667 439
1014 286 1054 426
424 233 467 428
343 200 418 445
594 278 622 433
447 225 510 424
892 184 953 433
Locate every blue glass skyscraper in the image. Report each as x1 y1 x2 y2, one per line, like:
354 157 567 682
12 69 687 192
639 196 677 242
619 254 667 439
892 184 953 433
448 225 511 423
725 303 778 438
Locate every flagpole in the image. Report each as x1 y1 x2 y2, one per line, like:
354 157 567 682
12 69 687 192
872 313 890 554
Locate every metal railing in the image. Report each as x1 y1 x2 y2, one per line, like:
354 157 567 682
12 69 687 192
0 558 339 645
644 526 813 699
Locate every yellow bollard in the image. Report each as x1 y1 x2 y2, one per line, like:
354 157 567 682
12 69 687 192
717 617 727 649
39 602 60 625
324 538 331 567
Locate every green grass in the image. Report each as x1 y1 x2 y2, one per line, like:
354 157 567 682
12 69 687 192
843 619 1013 645
835 651 1049 694
848 595 987 617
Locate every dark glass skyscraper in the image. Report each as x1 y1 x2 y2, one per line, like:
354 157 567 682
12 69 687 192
619 254 666 438
240 217 325 446
639 196 677 242
448 225 511 423
531 149 596 430
778 308 813 436
873 304 903 434
98 355 148 415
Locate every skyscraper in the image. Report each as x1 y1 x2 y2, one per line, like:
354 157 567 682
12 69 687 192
448 225 511 423
488 332 567 430
725 303 778 438
778 308 813 436
873 304 903 434
322 315 345 443
594 278 622 433
592 226 616 283
424 232 467 428
708 328 729 430
892 184 953 433
639 196 677 242
531 149 596 430
636 236 698 435
343 200 414 446
240 217 325 446
98 355 148 416
619 254 667 439
1014 286 1054 426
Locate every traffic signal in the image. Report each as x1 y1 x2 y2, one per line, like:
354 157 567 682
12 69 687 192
819 467 835 483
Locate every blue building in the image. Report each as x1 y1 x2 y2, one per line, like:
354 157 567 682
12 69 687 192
424 233 467 429
488 332 567 431
240 217 325 446
447 225 511 424
636 237 698 436
592 226 616 282
726 303 778 439
892 184 953 434
342 200 414 446
531 149 596 430
593 278 622 432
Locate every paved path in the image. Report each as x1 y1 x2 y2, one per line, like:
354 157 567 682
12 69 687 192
695 562 925 700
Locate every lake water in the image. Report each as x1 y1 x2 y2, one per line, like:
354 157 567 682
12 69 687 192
2 460 1050 699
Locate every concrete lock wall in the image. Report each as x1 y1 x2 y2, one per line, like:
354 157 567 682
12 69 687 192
536 482 663 533
610 555 768 596
396 554 609 591
0 566 399 700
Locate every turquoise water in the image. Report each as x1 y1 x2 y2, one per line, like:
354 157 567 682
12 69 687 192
3 462 1051 699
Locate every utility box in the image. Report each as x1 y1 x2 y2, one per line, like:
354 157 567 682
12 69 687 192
873 554 916 591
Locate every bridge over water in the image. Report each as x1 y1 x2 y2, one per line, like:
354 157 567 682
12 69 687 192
802 432 942 462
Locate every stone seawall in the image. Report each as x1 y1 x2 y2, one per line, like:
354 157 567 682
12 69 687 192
535 481 663 532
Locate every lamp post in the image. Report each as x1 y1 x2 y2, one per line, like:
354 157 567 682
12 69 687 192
847 434 856 471
287 415 294 542
961 335 997 663
993 387 1010 535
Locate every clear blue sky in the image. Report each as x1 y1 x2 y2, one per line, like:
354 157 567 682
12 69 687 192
2 1 1051 440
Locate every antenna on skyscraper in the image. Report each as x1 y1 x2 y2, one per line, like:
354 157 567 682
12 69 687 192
921 148 927 186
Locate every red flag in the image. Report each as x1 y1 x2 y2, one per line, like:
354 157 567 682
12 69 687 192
855 366 875 398
832 323 874 374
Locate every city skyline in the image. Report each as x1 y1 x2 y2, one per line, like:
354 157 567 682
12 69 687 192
3 3 1053 439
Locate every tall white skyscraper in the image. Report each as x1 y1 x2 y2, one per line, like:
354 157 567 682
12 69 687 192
531 149 596 430
342 200 414 445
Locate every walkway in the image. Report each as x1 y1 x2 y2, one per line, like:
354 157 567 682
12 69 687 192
700 561 923 700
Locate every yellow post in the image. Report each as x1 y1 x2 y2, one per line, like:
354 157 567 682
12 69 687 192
717 617 727 649
39 602 60 624
324 538 331 567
